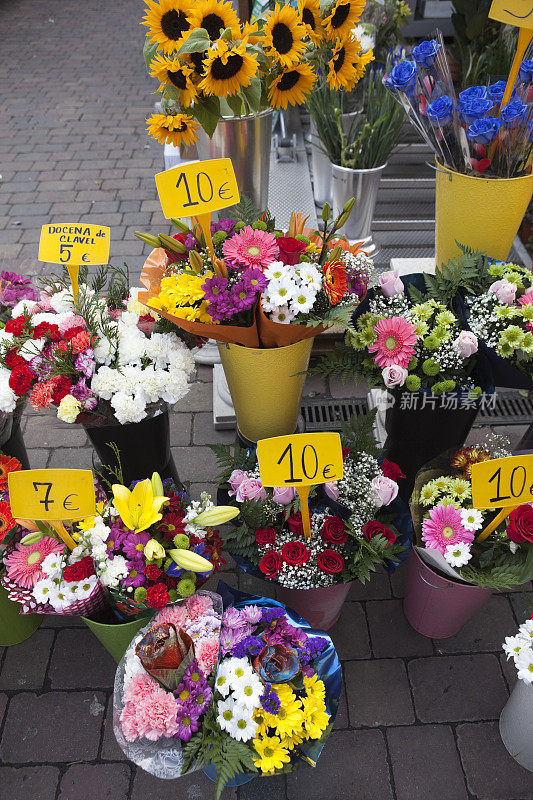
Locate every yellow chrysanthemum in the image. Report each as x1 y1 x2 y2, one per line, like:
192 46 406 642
142 0 193 53
327 37 373 91
271 683 295 703
303 674 326 702
199 39 258 97
253 735 291 773
322 0 365 39
263 3 306 68
146 113 200 147
189 0 240 41
149 54 198 106
265 697 305 737
297 0 324 45
149 272 215 322
304 705 330 739
268 63 317 109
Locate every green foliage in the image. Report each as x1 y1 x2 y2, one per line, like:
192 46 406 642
340 407 381 459
223 194 262 224
306 302 357 332
451 0 516 85
308 340 365 384
345 530 405 583
208 443 257 484
426 247 491 304
94 442 124 490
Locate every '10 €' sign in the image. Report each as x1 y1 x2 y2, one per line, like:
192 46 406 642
257 433 344 540
471 454 533 542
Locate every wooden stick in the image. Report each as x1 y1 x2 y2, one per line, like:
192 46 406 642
476 505 516 542
297 486 312 540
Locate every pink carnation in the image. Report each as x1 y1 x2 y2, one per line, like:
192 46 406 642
154 604 188 628
196 636 220 675
71 331 91 354
120 703 143 742
58 314 86 334
124 672 158 705
36 292 54 311
121 673 179 742
184 593 214 622
29 381 53 410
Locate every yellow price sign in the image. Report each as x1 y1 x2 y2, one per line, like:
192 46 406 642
471 454 533 509
489 1 533 108
9 468 96 522
257 433 343 540
38 223 110 304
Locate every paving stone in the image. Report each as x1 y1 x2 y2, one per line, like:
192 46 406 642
193 411 235 445
408 654 509 722
131 766 237 799
48 629 116 689
48 447 94 469
433 595 516 654
240 774 286 799
457 721 533 799
286 729 393 800
0 693 7 726
333 683 349 729
389 563 406 597
26 449 50 469
101 697 127 761
509 589 533 622
329 377 369 398
168 411 192 446
58 763 131 800
367 599 433 658
345 659 415 727
499 653 518 691
239 572 276 599
328 602 371 660
387 725 468 800
0 629 54 690
0 766 60 800
188 482 217 501
348 568 391 601
303 374 327 396
40 614 85 628
173 381 213 412
171 445 218 483
23 416 87 448
1 691 105 762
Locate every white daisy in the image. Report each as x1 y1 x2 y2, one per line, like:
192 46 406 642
459 508 484 531
268 277 297 307
518 619 533 644
516 648 533 683
270 304 294 324
77 576 98 600
217 696 238 732
443 541 472 568
297 264 322 290
264 261 289 281
261 294 277 313
503 634 528 661
32 578 56 605
290 284 317 315
214 663 233 698
47 586 72 612
233 674 263 709
41 552 64 577
224 657 253 687
228 705 258 741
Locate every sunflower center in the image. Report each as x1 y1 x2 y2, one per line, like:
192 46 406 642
211 53 244 80
272 22 294 55
246 245 261 256
168 69 188 90
384 335 397 350
442 526 455 539
160 9 191 40
278 70 301 91
334 47 346 72
201 13 226 40
27 551 41 565
302 7 316 29
330 3 350 28
190 51 206 75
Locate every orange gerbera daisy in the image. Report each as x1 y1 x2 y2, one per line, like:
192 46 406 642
328 236 366 257
0 454 21 489
0 499 16 544
323 259 347 304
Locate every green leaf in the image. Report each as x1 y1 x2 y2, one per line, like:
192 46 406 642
242 76 262 114
193 100 220 138
143 37 159 70
178 28 210 53
163 85 182 102
225 93 245 117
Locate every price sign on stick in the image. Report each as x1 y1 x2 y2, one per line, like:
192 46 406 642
489 1 533 108
8 469 96 551
257 433 344 540
155 158 239 260
471 454 533 541
38 223 110 304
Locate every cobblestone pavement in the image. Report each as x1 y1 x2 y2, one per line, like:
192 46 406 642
2 1 533 799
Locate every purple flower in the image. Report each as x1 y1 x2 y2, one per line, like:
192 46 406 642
229 281 255 312
122 559 145 588
202 275 228 303
122 531 151 561
260 684 281 715
241 267 268 294
75 349 96 378
232 635 264 658
174 703 201 742
261 607 285 623
223 606 249 629
0 271 38 307
71 379 98 410
215 218 237 234
242 604 262 625
184 234 196 250
189 682 212 715
183 659 205 687
307 636 328 657
28 355 52 379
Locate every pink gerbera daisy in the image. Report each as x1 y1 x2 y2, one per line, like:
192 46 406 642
518 289 533 307
222 226 279 270
4 536 63 589
368 317 418 368
421 504 475 555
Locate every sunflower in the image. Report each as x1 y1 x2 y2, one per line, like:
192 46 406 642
184 51 208 79
327 37 372 91
149 54 198 106
263 3 306 68
268 63 317 109
298 0 323 45
0 500 15 544
189 0 240 42
322 0 365 40
0 454 21 489
142 0 193 53
146 113 201 147
199 39 258 97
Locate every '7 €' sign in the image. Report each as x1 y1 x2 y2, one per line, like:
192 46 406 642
8 469 96 551
38 223 110 304
257 433 343 540
471 454 533 541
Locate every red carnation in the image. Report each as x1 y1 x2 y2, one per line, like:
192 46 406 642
63 325 86 342
321 516 348 545
164 233 188 262
145 564 162 582
281 540 310 566
9 364 34 396
71 331 92 354
4 348 26 370
362 520 396 545
63 556 96 582
50 375 72 404
5 316 26 337
256 527 277 547
33 322 61 342
317 549 344 574
507 505 533 544
159 511 186 541
259 549 283 578
276 236 307 265
288 512 304 537
381 459 406 482
146 583 170 610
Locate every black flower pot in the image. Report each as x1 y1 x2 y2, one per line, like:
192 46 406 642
0 401 30 469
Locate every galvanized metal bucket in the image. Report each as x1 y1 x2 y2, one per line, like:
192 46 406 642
310 119 332 207
500 678 533 772
331 162 386 255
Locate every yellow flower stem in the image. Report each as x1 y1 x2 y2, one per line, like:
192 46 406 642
476 505 516 542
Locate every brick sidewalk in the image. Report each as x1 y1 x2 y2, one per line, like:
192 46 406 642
2 1 533 799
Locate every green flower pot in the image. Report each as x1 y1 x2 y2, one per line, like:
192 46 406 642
81 614 152 663
0 582 42 647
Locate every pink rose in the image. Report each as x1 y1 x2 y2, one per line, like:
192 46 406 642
518 289 533 307
382 365 408 388
236 478 266 503
324 481 339 500
453 331 478 357
372 475 398 507
272 486 296 505
379 270 404 297
228 469 246 496
489 279 517 305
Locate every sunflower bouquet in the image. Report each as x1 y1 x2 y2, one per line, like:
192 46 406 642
142 0 374 147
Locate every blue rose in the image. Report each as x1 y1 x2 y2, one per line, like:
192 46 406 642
426 94 454 127
411 39 441 68
458 97 493 125
466 117 502 145
488 80 516 105
458 86 488 102
519 59 533 83
385 59 418 97
501 98 527 128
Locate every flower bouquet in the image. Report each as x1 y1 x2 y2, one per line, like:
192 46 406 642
0 269 38 325
113 581 342 799
500 614 533 771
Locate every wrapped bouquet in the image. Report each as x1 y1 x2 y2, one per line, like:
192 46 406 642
503 615 533 685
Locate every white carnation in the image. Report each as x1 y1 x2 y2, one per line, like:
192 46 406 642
99 554 128 588
0 368 17 412
110 391 147 424
11 298 37 317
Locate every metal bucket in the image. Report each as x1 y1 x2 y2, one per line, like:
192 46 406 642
500 679 533 772
331 162 386 255
276 582 352 630
196 109 272 213
310 119 332 206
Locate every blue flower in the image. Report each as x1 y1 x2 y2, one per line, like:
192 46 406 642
232 635 263 658
458 97 493 125
426 94 454 127
487 80 516 105
501 98 528 129
261 607 285 623
260 684 281 715
384 59 418 97
466 117 502 145
458 85 488 102
519 59 533 83
411 39 441 68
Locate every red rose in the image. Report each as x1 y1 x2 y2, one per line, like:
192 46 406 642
317 549 345 574
4 348 26 370
9 364 34 396
33 322 61 342
259 549 283 578
321 516 348 545
164 233 188 262
288 512 304 537
146 583 170 610
362 520 396 545
507 505 533 544
5 316 26 337
256 527 277 546
50 375 72 404
281 541 310 566
381 459 406 482
63 556 96 582
145 564 162 582
276 236 307 265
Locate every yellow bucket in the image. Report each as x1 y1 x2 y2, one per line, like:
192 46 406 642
218 339 313 442
435 161 533 268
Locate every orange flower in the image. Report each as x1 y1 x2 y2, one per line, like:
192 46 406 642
0 500 16 545
0 454 21 489
323 259 347 304
328 236 366 257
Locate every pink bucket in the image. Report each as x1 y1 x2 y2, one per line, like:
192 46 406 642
276 582 352 630
403 549 492 638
